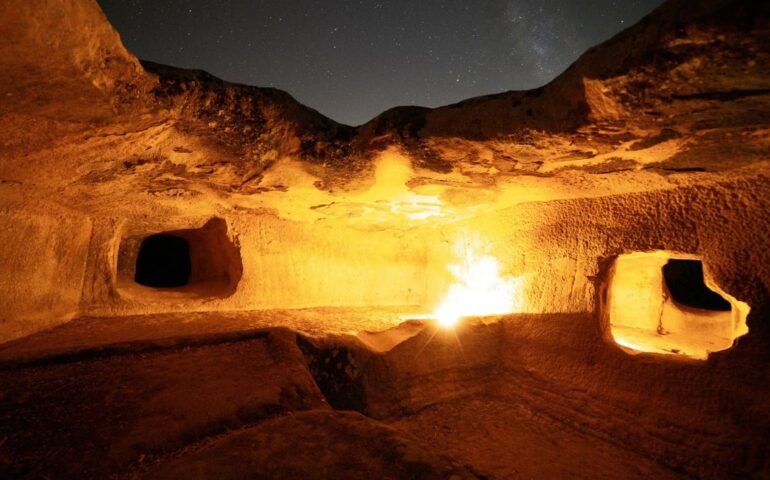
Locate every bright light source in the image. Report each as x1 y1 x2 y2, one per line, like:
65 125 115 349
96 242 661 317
432 235 524 328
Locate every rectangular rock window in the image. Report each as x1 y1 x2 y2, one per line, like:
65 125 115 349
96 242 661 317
604 251 750 360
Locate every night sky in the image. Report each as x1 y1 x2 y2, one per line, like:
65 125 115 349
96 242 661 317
98 0 665 126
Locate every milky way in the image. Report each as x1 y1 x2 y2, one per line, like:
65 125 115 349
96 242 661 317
99 0 664 126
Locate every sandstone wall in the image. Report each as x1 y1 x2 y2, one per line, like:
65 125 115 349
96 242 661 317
461 174 770 325
4 173 767 345
0 208 92 343
80 214 435 317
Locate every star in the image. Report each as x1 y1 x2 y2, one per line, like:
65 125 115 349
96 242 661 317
98 0 666 126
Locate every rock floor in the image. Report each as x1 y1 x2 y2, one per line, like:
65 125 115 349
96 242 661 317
0 311 700 479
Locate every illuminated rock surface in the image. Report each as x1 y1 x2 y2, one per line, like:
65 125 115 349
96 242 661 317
1 0 769 478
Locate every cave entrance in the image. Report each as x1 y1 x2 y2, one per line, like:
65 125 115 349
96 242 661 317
134 234 191 288
604 252 750 360
117 217 243 300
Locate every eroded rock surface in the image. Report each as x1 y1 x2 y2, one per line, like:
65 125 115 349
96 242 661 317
1 0 769 478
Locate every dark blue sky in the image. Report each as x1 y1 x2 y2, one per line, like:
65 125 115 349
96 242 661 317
99 0 665 126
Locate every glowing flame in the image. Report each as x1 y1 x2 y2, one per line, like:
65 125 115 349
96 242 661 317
433 236 525 328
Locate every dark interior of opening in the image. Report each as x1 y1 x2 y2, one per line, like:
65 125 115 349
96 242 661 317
662 259 731 311
134 234 191 288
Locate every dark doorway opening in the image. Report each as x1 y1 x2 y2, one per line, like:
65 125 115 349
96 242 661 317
134 234 191 288
662 259 731 311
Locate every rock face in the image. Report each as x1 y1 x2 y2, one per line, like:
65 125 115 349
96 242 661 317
1 0 768 340
0 0 769 478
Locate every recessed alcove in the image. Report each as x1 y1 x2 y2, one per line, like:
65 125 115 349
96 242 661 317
117 217 242 300
604 251 750 360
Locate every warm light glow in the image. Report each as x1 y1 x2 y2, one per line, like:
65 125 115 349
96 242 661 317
432 235 524 328
607 251 750 360
363 153 446 222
